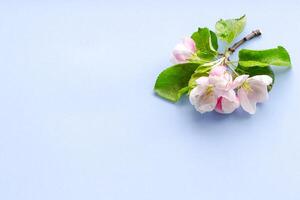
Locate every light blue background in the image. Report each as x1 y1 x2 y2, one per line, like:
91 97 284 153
0 1 299 199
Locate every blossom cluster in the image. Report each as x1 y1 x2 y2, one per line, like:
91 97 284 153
154 15 291 116
172 37 272 114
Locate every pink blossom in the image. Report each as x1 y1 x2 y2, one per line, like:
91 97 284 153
232 75 273 114
189 65 239 114
171 37 196 63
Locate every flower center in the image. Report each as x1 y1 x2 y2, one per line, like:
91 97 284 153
241 81 252 92
205 85 214 96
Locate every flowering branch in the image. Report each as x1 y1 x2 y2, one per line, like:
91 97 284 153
228 29 261 53
154 15 291 115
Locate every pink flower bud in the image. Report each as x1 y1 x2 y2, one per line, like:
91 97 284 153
171 37 196 63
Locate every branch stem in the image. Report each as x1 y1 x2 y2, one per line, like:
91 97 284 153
228 29 261 53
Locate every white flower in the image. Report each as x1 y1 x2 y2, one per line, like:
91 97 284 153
189 76 217 113
233 75 273 114
171 37 196 63
189 65 239 114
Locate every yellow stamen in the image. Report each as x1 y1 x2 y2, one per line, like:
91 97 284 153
205 85 214 96
242 81 252 92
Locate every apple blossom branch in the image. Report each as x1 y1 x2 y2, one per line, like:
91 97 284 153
228 29 261 53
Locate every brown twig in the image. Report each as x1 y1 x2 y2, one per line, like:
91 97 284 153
228 29 261 53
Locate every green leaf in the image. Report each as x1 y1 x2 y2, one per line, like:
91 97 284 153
210 30 218 51
188 65 211 89
154 63 200 102
238 46 291 67
215 15 246 43
235 65 275 91
191 28 218 60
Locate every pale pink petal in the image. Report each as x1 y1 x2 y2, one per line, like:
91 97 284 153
238 88 256 114
171 38 196 63
222 96 240 113
189 85 218 113
209 75 228 90
232 75 249 89
246 75 272 103
248 75 273 86
182 37 196 52
173 43 193 55
189 86 204 106
173 53 189 63
170 56 179 64
209 67 233 91
172 43 193 63
217 89 237 102
195 76 209 86
210 65 226 76
248 82 269 103
223 72 233 83
195 93 218 113
215 96 240 114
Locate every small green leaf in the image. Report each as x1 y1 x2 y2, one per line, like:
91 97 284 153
215 15 246 44
238 46 291 67
154 63 200 102
210 30 218 51
191 28 218 60
235 65 275 91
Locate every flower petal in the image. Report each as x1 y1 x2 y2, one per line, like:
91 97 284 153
173 44 193 62
189 84 217 114
195 76 209 87
215 97 223 113
195 93 218 113
217 89 237 102
215 96 240 114
238 88 256 114
222 97 240 113
172 37 196 63
232 75 249 89
209 67 233 91
210 65 226 76
189 86 204 106
248 82 269 103
248 75 273 86
209 75 230 90
182 37 196 52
